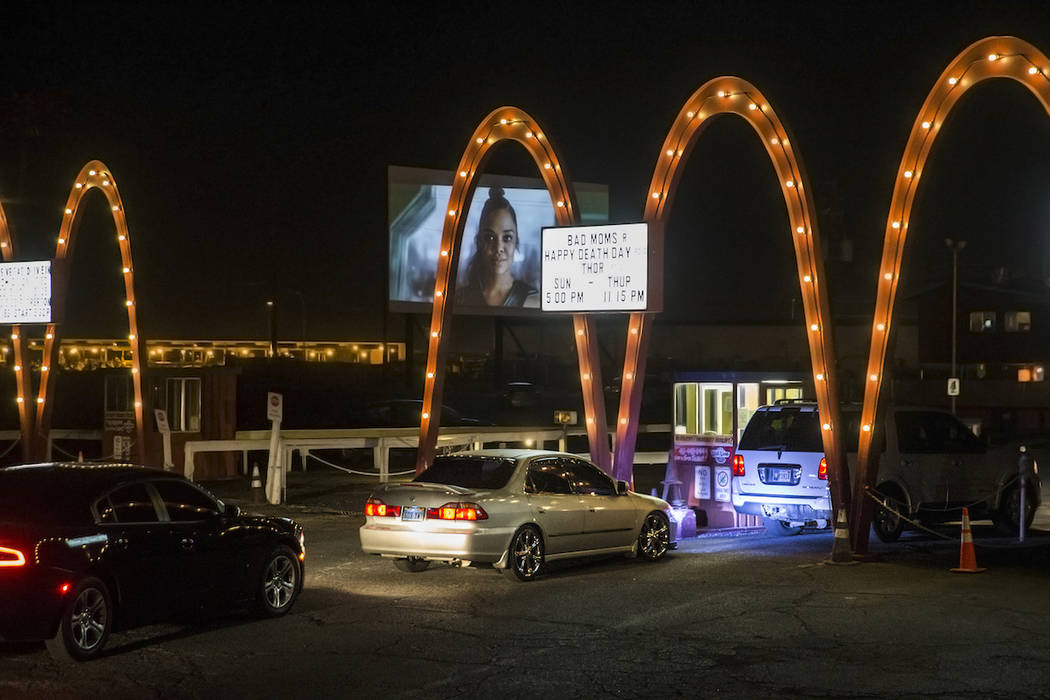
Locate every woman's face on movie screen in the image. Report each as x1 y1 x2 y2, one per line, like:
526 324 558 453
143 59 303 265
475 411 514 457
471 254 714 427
478 208 517 275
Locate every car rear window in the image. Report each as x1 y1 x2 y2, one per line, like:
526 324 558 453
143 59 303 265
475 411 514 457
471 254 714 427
0 472 93 526
738 409 824 452
415 457 516 489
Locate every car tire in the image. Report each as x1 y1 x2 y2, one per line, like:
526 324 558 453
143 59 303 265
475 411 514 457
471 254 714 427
637 512 671 561
763 517 803 536
393 557 430 573
993 483 1036 535
255 545 300 617
501 525 544 582
45 576 113 663
872 486 906 543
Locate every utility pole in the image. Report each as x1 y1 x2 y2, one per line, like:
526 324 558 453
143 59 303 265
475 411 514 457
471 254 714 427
266 298 278 359
945 238 967 415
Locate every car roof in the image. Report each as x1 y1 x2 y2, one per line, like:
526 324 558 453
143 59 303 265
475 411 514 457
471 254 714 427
1 462 172 488
440 448 580 461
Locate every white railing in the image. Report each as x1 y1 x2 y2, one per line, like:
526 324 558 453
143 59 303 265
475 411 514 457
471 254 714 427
182 424 671 486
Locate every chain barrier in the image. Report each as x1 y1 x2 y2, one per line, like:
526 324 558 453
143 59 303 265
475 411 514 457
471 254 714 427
865 483 1033 549
51 442 120 463
304 451 414 478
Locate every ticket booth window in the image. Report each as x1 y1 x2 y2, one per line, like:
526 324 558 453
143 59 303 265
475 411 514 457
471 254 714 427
736 383 759 443
674 383 699 435
702 384 733 436
766 384 803 405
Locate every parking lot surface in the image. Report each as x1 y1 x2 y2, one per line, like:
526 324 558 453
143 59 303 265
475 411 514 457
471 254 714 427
4 469 1050 699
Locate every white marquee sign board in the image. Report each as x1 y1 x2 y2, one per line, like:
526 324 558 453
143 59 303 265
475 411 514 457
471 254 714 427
541 223 649 312
0 261 52 324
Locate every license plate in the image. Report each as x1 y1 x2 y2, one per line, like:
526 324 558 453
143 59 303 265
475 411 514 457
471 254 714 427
770 468 793 483
401 506 425 521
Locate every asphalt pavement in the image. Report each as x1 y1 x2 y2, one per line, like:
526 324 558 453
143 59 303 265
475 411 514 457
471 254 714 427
5 464 1050 699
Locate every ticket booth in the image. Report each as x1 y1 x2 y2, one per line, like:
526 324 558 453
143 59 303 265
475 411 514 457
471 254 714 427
668 372 808 530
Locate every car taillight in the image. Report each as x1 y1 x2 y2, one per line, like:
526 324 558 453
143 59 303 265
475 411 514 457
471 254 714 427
427 502 489 521
0 545 26 567
818 457 828 480
364 497 401 518
732 455 745 476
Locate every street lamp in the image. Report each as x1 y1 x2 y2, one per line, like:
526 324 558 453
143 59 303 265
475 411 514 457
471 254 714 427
945 238 967 415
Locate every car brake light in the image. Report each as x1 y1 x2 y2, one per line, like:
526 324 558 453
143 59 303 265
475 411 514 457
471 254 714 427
60 583 71 595
818 457 828 480
732 455 745 476
0 546 26 567
427 502 489 521
364 497 401 518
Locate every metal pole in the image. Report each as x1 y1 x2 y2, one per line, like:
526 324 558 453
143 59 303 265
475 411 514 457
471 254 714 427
1019 446 1028 544
950 246 957 415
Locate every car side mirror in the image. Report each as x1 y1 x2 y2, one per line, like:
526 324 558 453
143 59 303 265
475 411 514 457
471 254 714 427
616 480 630 496
224 504 241 518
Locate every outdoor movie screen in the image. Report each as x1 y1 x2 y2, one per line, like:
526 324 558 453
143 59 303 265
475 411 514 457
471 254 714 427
388 166 608 315
0 260 52 324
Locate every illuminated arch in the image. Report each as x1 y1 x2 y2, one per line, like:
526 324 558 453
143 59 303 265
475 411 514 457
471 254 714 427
0 201 30 458
613 77 847 515
415 107 611 474
855 36 1050 552
31 161 149 462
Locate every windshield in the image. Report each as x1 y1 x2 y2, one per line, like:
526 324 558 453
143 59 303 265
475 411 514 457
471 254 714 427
415 456 517 489
738 410 823 452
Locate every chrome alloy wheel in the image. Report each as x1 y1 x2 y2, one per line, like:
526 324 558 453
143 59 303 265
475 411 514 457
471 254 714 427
510 527 544 580
70 586 108 653
263 553 297 610
639 513 670 561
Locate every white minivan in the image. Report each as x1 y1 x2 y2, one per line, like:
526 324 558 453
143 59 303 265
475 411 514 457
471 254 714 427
732 400 1040 540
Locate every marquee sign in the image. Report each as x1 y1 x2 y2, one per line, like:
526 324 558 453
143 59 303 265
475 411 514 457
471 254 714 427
541 223 649 312
0 261 52 324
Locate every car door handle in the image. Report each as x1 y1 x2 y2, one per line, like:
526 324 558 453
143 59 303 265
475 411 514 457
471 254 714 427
536 508 547 514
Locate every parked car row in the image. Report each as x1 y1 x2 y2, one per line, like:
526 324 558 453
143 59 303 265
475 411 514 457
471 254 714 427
732 401 1040 540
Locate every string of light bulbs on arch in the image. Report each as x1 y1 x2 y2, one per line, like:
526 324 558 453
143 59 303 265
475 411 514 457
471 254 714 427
19 161 149 462
639 83 834 429
416 108 612 474
861 43 1050 437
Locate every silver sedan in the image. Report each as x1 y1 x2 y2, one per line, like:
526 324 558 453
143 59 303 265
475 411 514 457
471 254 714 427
359 449 675 581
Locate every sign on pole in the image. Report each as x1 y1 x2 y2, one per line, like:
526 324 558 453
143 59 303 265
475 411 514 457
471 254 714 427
264 392 284 504
947 377 960 397
154 409 173 470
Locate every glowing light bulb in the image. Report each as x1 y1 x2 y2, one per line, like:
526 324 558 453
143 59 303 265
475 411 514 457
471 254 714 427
921 121 931 129
770 137 779 145
89 170 96 175
112 205 119 211
499 119 507 124
123 267 130 273
118 235 126 241
434 290 442 297
816 373 824 380
422 412 429 419
75 183 83 189
1029 66 1039 75
64 208 72 214
128 334 136 340
460 171 467 177
748 103 757 110
441 250 448 257
810 324 819 331
431 331 438 338
58 238 65 244
544 163 552 169
651 192 660 199
525 131 533 138
862 424 871 432
796 226 805 234
686 111 694 118
785 180 795 188
948 77 958 85
131 367 138 373
822 423 831 431
16 397 22 403
666 150 674 156
102 180 109 186
877 323 886 331
803 275 812 282
426 372 434 379
620 418 628 424
9 334 16 340
556 201 565 208
631 327 638 334
870 374 878 381
45 333 52 339
884 273 893 280
476 138 483 144
892 221 901 229
134 401 141 408
13 365 20 371
126 300 133 306
625 373 633 379
988 53 998 61
904 170 913 178
36 398 43 404
448 209 455 216
576 329 584 336
582 373 590 380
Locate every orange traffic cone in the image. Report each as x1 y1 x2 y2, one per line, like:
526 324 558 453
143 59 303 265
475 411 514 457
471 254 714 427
826 508 858 565
950 507 985 573
250 464 265 504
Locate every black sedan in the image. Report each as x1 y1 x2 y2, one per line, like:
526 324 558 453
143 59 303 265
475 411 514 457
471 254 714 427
0 463 304 661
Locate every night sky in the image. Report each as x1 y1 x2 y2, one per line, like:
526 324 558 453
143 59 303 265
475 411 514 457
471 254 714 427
2 1 1050 345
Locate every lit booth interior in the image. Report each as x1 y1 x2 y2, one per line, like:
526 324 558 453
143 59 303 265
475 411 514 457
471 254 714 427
667 372 809 535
